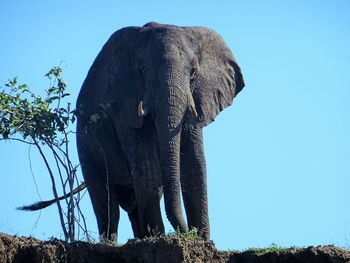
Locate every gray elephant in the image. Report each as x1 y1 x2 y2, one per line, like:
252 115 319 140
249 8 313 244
20 22 245 243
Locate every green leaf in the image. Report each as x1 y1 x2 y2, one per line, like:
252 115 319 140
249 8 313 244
48 87 60 94
47 96 59 102
18 84 27 90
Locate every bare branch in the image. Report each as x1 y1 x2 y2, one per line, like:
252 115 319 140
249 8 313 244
31 136 69 241
0 137 35 145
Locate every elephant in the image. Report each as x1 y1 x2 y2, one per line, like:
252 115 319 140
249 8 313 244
19 22 245 243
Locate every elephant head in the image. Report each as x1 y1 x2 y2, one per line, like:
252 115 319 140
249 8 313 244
77 22 244 236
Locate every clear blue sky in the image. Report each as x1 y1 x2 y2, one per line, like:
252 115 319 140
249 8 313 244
0 1 349 250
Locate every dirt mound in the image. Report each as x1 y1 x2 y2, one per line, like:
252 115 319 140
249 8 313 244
1 232 349 263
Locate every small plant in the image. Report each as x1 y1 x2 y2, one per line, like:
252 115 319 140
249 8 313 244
245 243 291 255
168 227 199 239
0 67 89 242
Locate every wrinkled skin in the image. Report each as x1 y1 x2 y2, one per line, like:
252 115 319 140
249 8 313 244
76 22 245 242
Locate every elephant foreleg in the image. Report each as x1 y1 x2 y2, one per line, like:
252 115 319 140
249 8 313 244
180 127 210 240
85 177 120 242
117 125 164 238
114 184 141 238
127 208 141 238
128 161 164 238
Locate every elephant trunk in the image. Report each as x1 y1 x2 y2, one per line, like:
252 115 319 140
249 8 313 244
160 128 188 232
156 82 189 233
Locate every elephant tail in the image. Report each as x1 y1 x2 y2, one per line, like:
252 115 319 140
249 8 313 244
17 182 86 211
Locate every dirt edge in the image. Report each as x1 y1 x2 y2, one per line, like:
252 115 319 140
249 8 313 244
1 232 349 263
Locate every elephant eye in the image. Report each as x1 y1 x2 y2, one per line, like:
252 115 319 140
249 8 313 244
190 68 197 79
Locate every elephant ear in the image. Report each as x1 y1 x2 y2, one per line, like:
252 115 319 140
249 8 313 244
77 26 147 128
185 27 245 128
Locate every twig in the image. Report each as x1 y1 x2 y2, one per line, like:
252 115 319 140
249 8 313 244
96 139 111 239
31 136 69 241
27 144 42 236
76 192 91 242
0 137 35 145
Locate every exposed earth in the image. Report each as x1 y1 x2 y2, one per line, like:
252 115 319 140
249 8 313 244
1 232 349 263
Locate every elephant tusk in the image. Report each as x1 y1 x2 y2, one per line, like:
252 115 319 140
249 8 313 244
187 91 198 119
138 101 146 117
189 104 198 119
